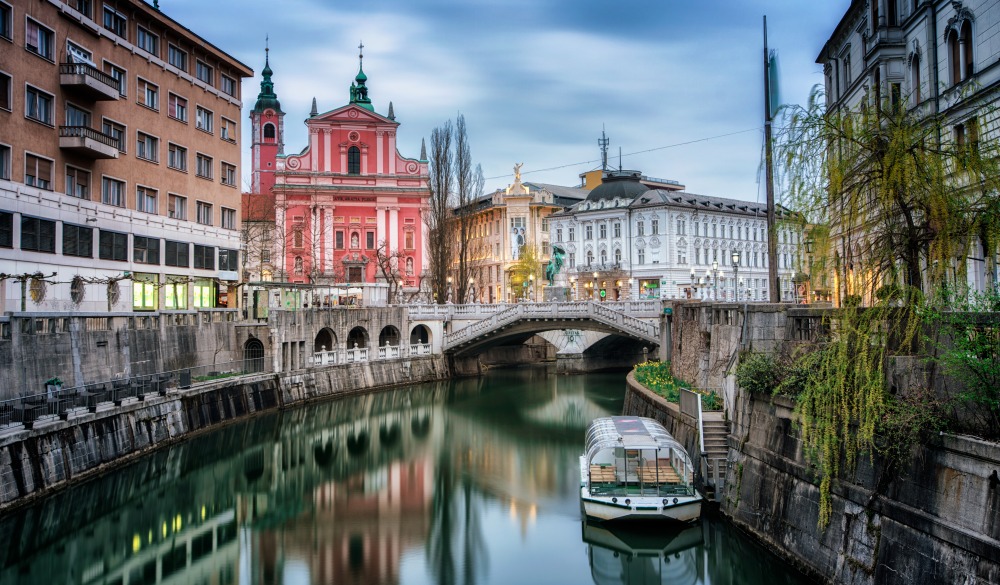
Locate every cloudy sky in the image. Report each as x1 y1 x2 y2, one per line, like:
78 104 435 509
160 0 850 202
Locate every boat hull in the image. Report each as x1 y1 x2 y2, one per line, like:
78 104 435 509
580 489 702 523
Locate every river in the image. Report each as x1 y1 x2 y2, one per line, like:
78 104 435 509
0 367 814 585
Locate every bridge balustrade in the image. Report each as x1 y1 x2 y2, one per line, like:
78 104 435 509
377 346 402 360
345 348 370 363
311 350 340 366
408 343 432 356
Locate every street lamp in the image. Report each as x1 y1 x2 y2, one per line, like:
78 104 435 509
593 271 599 301
712 260 719 301
446 275 453 303
528 273 535 302
731 250 741 302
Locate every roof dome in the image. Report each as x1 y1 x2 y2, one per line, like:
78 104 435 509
584 169 647 203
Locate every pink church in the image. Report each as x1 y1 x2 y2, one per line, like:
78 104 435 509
250 48 430 286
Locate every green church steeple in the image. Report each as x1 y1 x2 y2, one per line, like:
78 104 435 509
349 40 374 112
252 40 284 114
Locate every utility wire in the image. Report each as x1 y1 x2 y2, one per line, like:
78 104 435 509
485 126 764 180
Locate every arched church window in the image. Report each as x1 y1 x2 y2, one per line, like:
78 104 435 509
348 146 361 175
263 123 276 141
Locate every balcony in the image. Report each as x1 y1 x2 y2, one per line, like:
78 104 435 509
59 126 120 159
59 63 121 101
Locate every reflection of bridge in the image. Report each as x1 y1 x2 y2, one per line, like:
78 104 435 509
441 302 660 355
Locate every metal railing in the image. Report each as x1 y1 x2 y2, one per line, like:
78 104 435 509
0 358 265 431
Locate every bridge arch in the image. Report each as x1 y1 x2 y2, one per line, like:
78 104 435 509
347 326 369 349
314 327 337 352
379 325 400 347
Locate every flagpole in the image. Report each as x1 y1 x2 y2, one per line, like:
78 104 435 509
764 15 779 303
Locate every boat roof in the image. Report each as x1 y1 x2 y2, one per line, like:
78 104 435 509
585 416 687 462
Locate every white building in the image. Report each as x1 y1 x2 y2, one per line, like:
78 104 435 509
550 170 803 302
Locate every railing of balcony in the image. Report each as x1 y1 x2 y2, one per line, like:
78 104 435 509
59 125 120 150
60 62 121 93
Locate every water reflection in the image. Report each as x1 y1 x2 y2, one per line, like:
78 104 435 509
0 368 811 585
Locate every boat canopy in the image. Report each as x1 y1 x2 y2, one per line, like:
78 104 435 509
585 416 689 464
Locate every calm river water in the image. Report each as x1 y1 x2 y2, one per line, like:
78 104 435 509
0 367 814 585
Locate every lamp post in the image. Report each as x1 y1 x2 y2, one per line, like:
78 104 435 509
593 271 599 301
528 273 535 302
712 260 719 301
731 250 741 302
446 275 453 304
705 269 712 302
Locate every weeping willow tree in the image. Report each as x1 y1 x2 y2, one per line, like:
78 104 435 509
774 86 1000 527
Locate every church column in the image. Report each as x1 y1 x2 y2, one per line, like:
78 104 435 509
275 202 286 278
388 131 397 174
323 129 332 172
376 206 386 250
325 207 335 272
389 207 399 252
310 128 319 170
361 144 369 176
376 131 384 175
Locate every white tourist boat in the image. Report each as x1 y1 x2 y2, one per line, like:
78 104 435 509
580 416 702 522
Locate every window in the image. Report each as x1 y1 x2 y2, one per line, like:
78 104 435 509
26 86 54 125
222 162 236 186
637 248 645 264
132 273 156 311
348 146 360 174
136 26 157 56
168 194 186 219
614 223 621 238
366 231 375 249
168 93 187 122
167 44 187 71
335 231 344 249
221 207 236 229
195 60 213 85
136 132 158 162
98 230 127 261
21 216 56 252
164 240 188 267
193 244 214 269
65 166 90 199
586 250 593 265
615 248 622 264
585 225 593 239
948 22 974 85
712 224 717 238
910 54 921 104
221 118 236 142
651 218 659 235
221 75 236 97
133 236 159 264
0 2 10 41
25 19 54 60
196 201 212 225
599 224 606 239
102 118 125 152
0 71 10 111
104 62 126 97
0 211 10 248
65 103 90 127
556 227 563 242
0 145 9 180
102 177 125 207
168 143 187 171
196 153 212 179
637 221 644 236
842 50 852 88
261 249 270 263
136 186 157 213
164 279 186 309
568 227 575 241
63 223 93 257
138 78 158 110
25 154 53 189
405 231 414 249
103 5 127 38
196 106 213 132
263 123 275 141
218 248 238 271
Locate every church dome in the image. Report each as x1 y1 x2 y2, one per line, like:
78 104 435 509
584 169 648 203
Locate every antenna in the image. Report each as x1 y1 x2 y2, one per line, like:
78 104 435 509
618 147 623 172
598 127 610 171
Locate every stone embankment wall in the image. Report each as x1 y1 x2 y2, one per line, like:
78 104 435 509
0 355 448 511
622 371 701 469
664 301 1000 584
724 390 1000 584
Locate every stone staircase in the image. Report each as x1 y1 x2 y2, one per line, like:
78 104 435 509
701 410 730 501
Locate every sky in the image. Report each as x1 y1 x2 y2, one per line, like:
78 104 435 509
159 0 851 203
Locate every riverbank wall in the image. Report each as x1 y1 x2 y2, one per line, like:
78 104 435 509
0 355 448 512
662 301 1000 584
622 371 701 472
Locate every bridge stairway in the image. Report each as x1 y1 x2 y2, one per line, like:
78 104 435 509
701 410 730 502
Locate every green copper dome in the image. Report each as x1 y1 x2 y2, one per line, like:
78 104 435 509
252 49 283 114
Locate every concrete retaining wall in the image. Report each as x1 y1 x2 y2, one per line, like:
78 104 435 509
0 355 448 511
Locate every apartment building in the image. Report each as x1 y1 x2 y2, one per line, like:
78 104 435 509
0 0 252 312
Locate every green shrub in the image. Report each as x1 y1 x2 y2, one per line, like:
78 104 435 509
735 351 781 395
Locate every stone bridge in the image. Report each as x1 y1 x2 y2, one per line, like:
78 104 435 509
435 301 661 356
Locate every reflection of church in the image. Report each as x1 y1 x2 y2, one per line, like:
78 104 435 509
250 45 430 286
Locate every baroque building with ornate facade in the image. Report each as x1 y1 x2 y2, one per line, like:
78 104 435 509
550 170 804 302
250 49 430 291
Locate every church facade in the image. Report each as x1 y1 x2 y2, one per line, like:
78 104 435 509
250 49 430 288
